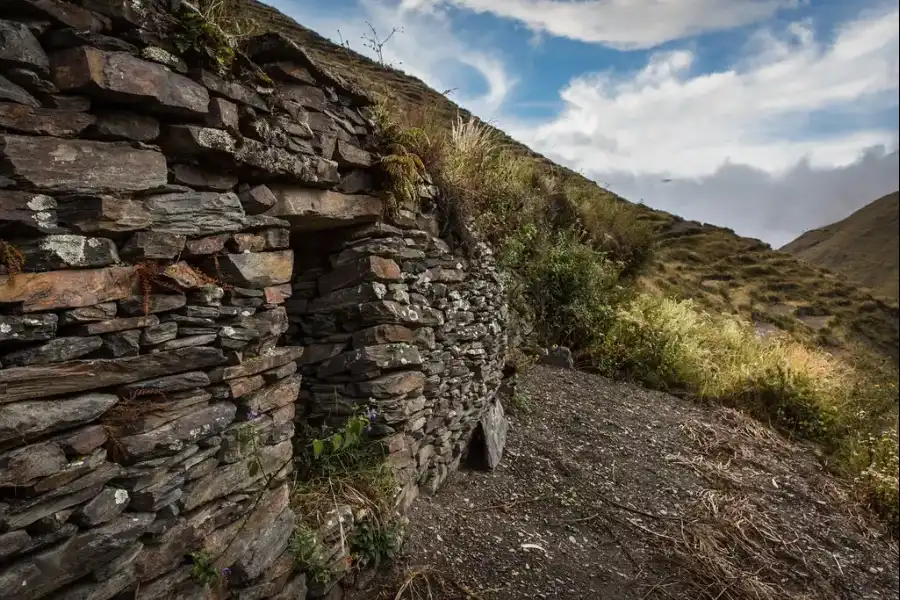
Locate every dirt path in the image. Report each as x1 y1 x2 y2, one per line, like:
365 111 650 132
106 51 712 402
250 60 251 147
358 365 899 600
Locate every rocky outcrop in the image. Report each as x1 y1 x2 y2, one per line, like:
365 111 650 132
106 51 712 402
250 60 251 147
0 2 509 599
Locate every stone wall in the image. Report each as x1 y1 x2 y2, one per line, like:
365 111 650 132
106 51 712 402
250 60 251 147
0 2 509 599
288 221 508 507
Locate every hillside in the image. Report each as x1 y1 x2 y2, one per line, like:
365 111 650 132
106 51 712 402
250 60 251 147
360 366 900 600
782 192 899 302
242 0 899 365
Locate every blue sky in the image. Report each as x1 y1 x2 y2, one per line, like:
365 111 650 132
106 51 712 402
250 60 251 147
266 0 899 246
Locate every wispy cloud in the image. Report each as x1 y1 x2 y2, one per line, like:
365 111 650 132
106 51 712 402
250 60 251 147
506 5 899 179
400 0 801 49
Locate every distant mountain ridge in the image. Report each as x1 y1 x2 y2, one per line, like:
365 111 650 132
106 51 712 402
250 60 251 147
781 192 899 301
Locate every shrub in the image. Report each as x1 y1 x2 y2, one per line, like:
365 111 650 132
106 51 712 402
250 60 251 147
501 224 628 353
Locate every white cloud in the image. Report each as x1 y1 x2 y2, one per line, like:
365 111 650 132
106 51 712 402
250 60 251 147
506 5 900 179
401 0 801 49
266 0 516 117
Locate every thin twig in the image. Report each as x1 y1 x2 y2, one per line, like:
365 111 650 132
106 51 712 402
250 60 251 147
465 493 551 513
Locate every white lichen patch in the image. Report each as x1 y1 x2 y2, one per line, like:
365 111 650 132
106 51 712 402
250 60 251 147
32 211 55 228
114 489 130 504
26 194 56 211
40 235 88 265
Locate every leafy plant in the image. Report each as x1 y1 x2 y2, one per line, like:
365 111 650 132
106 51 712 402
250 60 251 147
311 409 376 462
289 525 334 584
189 551 226 588
350 519 402 569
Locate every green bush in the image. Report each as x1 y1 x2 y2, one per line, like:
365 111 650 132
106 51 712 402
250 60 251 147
501 224 629 353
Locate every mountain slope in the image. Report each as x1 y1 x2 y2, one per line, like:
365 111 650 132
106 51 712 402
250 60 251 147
781 192 899 301
239 0 899 363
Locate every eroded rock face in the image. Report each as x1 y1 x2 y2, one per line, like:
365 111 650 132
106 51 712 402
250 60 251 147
268 186 382 230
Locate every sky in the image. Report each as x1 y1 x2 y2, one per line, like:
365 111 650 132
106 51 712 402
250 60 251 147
265 0 900 248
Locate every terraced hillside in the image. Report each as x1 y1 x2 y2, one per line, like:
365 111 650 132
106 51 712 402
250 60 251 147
782 191 899 302
242 0 899 365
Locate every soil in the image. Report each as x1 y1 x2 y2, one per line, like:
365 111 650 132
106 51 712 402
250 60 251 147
354 365 900 600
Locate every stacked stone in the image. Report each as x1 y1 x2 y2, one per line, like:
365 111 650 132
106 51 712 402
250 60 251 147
287 221 509 507
0 1 511 598
0 1 386 599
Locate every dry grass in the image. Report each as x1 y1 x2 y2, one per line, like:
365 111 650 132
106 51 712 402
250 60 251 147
385 567 487 600
0 239 25 275
597 294 900 532
648 407 899 600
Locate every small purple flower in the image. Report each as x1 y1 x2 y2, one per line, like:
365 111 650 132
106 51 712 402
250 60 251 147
364 408 378 432
247 409 260 420
221 567 231 576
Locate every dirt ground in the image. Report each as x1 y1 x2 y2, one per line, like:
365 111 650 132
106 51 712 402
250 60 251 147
357 365 899 600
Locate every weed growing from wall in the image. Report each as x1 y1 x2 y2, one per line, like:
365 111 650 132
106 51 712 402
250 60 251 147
291 408 400 582
350 519 403 569
189 551 226 588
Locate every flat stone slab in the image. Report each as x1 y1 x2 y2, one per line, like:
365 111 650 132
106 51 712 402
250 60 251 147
267 186 382 231
0 266 137 312
51 46 209 117
0 347 227 403
0 134 167 193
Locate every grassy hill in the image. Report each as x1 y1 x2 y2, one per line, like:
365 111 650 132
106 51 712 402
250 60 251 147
214 0 898 529
240 0 898 366
781 191 899 302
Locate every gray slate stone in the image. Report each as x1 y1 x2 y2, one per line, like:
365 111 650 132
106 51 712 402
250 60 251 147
0 190 58 233
120 231 186 260
0 134 167 193
59 302 117 324
0 392 117 448
119 293 187 316
0 74 39 107
116 402 236 461
0 512 154 600
0 346 227 403
51 46 209 117
89 110 159 141
72 486 129 526
0 19 49 76
101 329 141 357
15 234 119 269
0 313 57 343
141 190 246 236
140 321 179 345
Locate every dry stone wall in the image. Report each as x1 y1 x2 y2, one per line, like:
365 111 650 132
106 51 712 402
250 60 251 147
0 2 510 599
288 221 508 510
